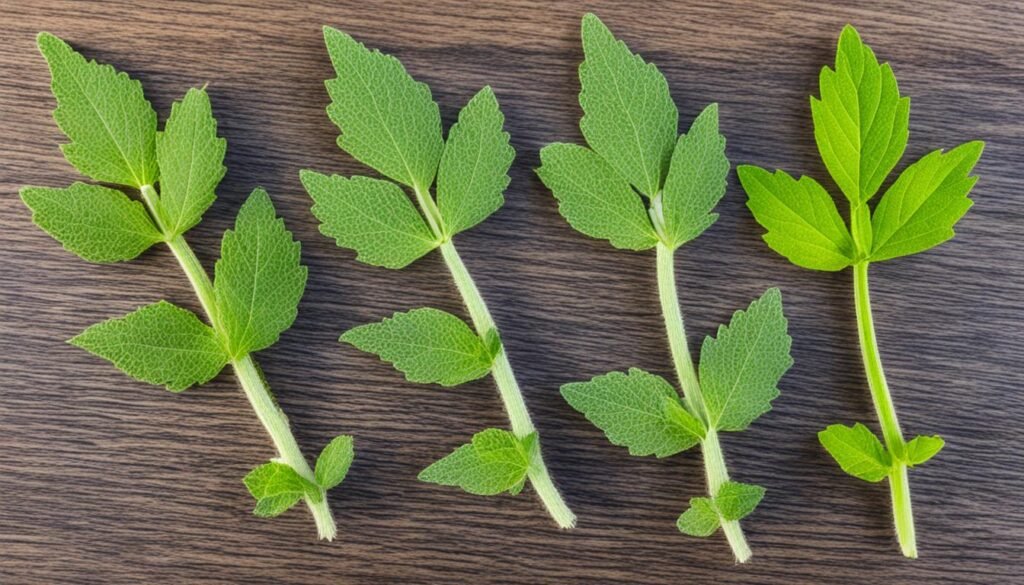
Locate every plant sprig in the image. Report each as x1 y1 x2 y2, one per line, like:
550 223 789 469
537 14 793 562
737 25 983 558
21 33 353 539
301 26 575 528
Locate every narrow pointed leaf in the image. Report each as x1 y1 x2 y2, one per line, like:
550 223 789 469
714 481 765 521
661 103 729 248
21 183 162 263
322 26 443 189
342 308 493 387
436 86 514 237
214 189 307 358
537 143 659 250
315 435 355 490
418 428 530 496
302 170 439 269
699 288 793 432
561 368 701 458
819 423 892 482
811 25 909 204
37 32 158 187
70 300 228 392
578 13 677 196
870 141 984 262
156 87 227 236
739 165 856 271
903 435 944 467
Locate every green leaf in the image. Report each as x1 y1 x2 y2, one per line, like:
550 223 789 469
699 288 793 432
418 428 531 495
714 481 765 521
243 462 323 517
341 307 493 387
811 25 909 205
870 141 984 262
155 87 227 237
578 13 677 197
315 435 355 490
818 423 893 482
322 26 443 189
537 143 659 250
36 32 158 187
302 170 438 269
252 493 303 518
20 183 162 263
69 300 228 392
903 435 944 467
561 368 701 458
436 86 514 238
660 103 730 248
739 166 857 271
676 497 720 537
662 396 707 440
214 189 307 358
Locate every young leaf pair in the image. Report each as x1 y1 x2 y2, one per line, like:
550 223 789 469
738 25 983 558
301 26 576 528
538 14 794 563
21 33 353 539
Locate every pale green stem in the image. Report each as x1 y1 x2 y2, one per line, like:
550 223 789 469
853 261 916 558
656 241 751 563
140 185 337 540
438 238 576 529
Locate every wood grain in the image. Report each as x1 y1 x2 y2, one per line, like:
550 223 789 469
1 1 1021 583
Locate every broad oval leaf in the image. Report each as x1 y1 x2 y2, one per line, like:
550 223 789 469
714 481 766 522
818 422 892 482
418 428 530 496
315 435 356 490
676 497 720 537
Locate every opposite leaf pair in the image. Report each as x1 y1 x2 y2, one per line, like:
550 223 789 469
738 25 983 558
23 33 353 540
302 26 576 528
539 14 793 563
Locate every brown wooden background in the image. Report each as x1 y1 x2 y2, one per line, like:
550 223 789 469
1 1 1021 583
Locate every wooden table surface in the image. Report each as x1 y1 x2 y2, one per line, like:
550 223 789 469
1 1 1021 583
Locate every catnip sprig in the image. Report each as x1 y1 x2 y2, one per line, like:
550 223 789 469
21 33 354 540
737 25 983 558
537 14 793 562
301 26 575 528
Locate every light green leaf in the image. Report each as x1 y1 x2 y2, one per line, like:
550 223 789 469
870 141 984 262
418 428 531 495
739 165 857 271
714 481 766 521
69 300 228 392
660 103 730 248
676 497 720 537
302 170 438 269
37 32 158 187
155 87 227 237
341 307 493 387
243 462 323 515
811 25 910 204
903 435 944 467
322 26 443 189
20 183 162 263
252 493 303 518
699 288 793 432
315 435 355 490
662 396 707 440
436 86 514 238
818 423 892 482
561 368 701 458
537 143 659 250
578 13 677 197
214 189 307 358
